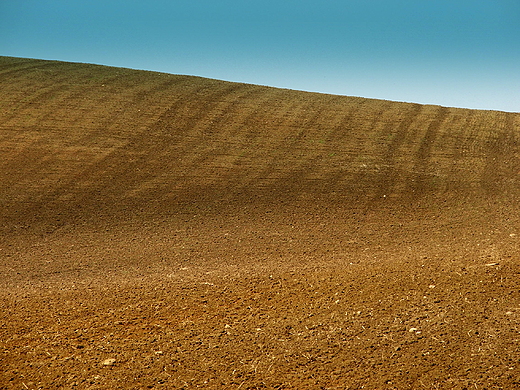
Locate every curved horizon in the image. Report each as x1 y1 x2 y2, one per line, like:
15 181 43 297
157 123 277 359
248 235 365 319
1 1 519 112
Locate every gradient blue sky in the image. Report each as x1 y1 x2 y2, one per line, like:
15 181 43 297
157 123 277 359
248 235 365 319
1 1 519 112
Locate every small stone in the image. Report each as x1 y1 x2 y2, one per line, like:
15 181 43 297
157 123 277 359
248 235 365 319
102 358 116 366
409 328 418 333
506 311 513 315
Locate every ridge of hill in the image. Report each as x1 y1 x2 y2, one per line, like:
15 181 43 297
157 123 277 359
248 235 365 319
1 57 519 229
1 56 520 389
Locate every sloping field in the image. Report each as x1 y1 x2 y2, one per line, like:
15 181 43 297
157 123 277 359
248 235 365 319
1 56 520 389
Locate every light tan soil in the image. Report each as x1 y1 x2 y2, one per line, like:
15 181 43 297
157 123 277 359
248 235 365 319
1 57 519 389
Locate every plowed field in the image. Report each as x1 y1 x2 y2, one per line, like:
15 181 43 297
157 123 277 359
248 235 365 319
1 56 520 389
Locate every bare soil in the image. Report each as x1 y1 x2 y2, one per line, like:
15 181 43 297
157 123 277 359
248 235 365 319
1 57 520 389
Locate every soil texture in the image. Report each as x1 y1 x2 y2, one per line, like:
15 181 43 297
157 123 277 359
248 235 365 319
1 57 520 389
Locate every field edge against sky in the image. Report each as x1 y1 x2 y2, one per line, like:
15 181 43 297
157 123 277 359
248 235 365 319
1 1 519 112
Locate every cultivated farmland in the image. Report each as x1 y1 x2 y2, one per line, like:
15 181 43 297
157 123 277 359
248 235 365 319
1 56 520 389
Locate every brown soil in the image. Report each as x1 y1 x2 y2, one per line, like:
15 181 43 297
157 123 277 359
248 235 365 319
1 56 520 389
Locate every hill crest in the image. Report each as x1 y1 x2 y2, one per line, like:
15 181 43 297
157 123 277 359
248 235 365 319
1 56 519 232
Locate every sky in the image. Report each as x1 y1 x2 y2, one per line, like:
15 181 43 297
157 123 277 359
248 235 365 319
1 1 519 112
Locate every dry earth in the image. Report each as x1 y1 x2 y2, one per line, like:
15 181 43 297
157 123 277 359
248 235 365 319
1 56 520 389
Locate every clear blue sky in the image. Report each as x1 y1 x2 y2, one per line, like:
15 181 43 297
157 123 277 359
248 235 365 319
1 1 519 112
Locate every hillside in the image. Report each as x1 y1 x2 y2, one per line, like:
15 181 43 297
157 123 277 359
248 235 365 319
1 56 520 389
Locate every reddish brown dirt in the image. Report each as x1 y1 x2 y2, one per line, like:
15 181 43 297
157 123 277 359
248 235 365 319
1 57 520 389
